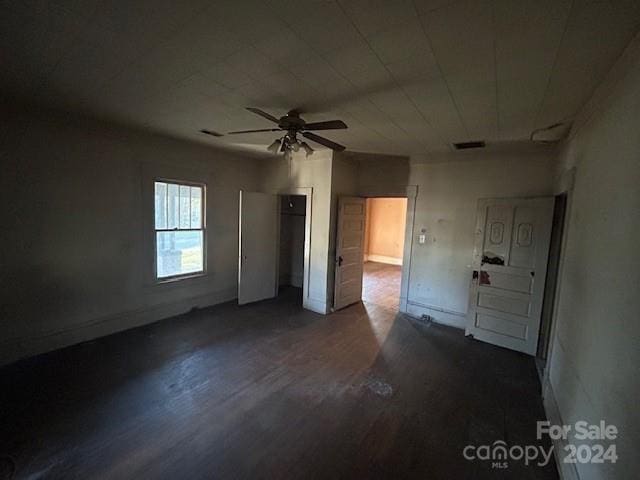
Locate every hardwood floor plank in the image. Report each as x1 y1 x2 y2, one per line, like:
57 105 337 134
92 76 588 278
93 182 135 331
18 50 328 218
0 288 557 479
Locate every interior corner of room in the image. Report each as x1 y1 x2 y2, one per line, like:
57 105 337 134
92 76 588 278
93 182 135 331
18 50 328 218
1 2 639 478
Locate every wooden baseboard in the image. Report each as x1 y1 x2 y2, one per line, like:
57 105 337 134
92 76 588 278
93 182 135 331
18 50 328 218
404 300 466 329
365 254 402 265
0 287 237 367
543 377 580 480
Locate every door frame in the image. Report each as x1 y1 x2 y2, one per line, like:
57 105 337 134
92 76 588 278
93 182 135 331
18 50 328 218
275 187 313 310
541 168 575 387
536 192 569 363
339 185 418 312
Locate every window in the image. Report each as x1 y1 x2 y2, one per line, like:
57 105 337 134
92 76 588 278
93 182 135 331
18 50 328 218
154 180 205 280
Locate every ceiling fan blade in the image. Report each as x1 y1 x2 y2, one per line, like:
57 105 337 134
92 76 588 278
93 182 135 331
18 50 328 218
200 129 224 137
303 120 348 131
227 128 283 134
302 132 346 151
246 107 279 123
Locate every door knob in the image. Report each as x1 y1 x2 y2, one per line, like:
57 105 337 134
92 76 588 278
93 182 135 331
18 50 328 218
338 256 343 266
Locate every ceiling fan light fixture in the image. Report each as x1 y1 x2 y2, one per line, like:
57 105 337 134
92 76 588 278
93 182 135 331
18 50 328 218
267 138 281 153
300 141 314 157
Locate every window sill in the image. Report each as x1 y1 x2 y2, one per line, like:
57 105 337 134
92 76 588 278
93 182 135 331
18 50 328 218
156 272 207 284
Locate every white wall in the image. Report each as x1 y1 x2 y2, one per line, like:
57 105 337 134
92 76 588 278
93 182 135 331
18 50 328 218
0 104 261 365
260 151 334 313
404 151 555 327
339 151 410 197
330 149 555 324
545 32 640 480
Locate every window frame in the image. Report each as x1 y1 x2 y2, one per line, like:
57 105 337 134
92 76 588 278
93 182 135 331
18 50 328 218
153 178 207 283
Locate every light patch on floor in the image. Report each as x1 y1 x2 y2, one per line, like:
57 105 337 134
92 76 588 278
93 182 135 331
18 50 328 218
362 261 402 310
362 375 394 398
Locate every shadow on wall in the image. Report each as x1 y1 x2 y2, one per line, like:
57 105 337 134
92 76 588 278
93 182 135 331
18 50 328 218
1 266 77 340
348 152 411 196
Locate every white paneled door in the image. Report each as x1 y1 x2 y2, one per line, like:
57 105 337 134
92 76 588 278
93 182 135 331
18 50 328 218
238 191 279 305
333 197 366 311
466 197 555 355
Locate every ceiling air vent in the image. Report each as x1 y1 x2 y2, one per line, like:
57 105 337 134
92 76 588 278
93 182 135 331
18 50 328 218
453 140 485 150
200 129 223 137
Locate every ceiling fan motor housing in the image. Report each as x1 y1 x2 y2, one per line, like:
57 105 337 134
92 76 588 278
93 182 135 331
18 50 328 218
279 111 306 131
234 107 348 152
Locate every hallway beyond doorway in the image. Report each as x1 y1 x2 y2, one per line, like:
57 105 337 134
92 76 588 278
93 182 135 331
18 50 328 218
362 261 402 310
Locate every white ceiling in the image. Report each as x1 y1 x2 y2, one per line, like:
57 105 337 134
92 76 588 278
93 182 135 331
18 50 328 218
2 0 639 156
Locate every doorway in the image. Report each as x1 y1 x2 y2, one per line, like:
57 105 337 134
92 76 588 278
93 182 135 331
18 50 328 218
238 188 311 309
536 193 569 373
278 195 307 303
362 197 407 310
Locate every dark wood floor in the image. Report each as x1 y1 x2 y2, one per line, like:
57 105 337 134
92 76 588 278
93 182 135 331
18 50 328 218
362 261 402 310
0 289 557 479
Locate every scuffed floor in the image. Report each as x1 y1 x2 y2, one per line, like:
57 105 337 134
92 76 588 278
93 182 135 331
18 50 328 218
0 288 557 479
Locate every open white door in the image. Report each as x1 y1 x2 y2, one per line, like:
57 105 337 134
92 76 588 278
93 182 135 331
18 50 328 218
466 197 554 355
238 191 279 305
333 196 366 310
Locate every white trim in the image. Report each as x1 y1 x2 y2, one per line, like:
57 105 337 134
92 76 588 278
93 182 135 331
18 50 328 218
543 377 580 480
141 162 214 289
341 188 417 314
404 300 467 329
399 185 418 313
365 254 402 265
153 179 207 282
0 287 237 367
334 187 417 314
542 189 574 397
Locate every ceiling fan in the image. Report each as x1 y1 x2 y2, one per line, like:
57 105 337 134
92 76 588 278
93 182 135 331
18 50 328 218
228 108 348 155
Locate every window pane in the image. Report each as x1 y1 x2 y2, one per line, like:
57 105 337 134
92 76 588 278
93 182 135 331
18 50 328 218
167 183 179 229
190 186 202 228
154 182 167 229
156 231 203 278
179 185 191 229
